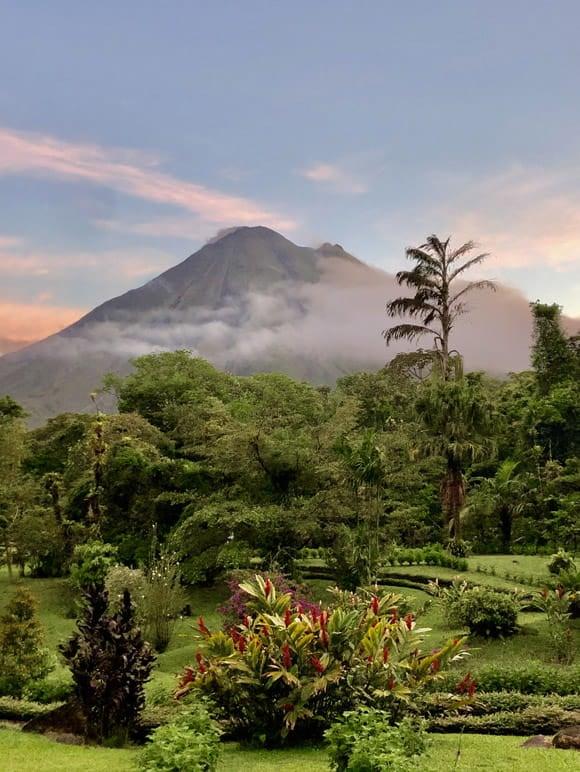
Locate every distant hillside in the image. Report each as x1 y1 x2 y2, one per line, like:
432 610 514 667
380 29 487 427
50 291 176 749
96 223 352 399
0 226 576 425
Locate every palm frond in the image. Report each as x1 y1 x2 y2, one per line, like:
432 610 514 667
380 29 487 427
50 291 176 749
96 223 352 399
386 297 441 320
382 323 436 345
449 253 491 281
405 247 443 275
447 240 476 264
450 280 496 305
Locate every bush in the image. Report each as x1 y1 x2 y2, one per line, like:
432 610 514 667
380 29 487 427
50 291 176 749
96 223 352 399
0 588 52 697
142 550 185 653
452 587 519 638
69 541 118 593
218 570 317 629
433 664 580 695
536 587 575 664
325 708 429 771
416 691 580 718
24 671 73 704
177 576 469 744
547 549 576 575
61 584 155 743
0 696 62 720
446 539 472 558
139 701 222 771
384 545 467 571
105 565 147 621
429 706 580 735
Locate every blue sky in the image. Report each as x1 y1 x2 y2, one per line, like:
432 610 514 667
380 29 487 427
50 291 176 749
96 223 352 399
1 1 579 344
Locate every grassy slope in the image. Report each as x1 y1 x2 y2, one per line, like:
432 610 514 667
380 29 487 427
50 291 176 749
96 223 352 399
2 731 578 772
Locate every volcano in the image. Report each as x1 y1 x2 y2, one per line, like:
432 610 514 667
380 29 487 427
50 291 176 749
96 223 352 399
0 226 570 424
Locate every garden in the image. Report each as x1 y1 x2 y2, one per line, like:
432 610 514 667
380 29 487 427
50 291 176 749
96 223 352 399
0 242 578 770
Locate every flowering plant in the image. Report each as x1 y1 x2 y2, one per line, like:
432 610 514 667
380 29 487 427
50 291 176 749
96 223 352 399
177 576 469 743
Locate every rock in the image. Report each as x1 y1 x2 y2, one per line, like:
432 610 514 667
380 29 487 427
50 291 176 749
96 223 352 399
552 725 580 750
522 735 552 748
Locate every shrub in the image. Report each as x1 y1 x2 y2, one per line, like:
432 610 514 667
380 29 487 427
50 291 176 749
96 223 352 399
453 587 519 638
429 577 470 626
142 550 185 653
218 570 317 629
536 587 575 664
384 545 467 571
69 541 118 592
433 664 580 695
548 568 580 618
61 584 155 743
0 696 61 720
547 549 576 575
0 588 52 697
325 708 429 771
24 671 73 704
139 701 221 771
105 565 147 621
416 690 580 718
446 539 472 558
177 576 469 744
429 706 580 735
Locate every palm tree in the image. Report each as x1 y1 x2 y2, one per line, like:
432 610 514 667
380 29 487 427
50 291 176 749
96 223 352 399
383 235 495 379
415 378 496 540
470 459 524 552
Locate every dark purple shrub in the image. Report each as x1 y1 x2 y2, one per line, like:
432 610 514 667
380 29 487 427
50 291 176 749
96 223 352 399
219 570 318 629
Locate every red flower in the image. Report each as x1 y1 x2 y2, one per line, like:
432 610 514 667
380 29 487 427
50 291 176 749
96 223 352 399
178 665 195 688
296 602 304 615
282 642 292 670
387 677 396 690
390 609 398 623
430 658 441 673
196 652 207 674
320 610 329 628
310 656 325 674
284 608 292 628
197 616 210 636
238 636 246 653
262 624 270 638
457 672 477 697
370 595 380 615
243 615 251 629
320 629 329 648
404 613 414 630
382 646 390 663
311 606 320 623
282 703 294 713
264 578 273 597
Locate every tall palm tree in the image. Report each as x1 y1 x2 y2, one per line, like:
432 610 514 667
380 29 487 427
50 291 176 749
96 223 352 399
415 378 496 540
471 459 524 552
383 236 495 379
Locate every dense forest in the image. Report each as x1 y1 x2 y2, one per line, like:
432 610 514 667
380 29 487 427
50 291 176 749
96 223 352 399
1 296 578 587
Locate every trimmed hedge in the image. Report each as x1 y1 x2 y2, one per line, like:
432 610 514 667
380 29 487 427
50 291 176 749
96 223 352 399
429 706 580 735
0 696 63 721
418 691 580 718
433 664 580 696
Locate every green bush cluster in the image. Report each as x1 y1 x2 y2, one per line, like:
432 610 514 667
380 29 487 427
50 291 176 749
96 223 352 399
547 549 576 575
418 691 580 717
23 671 73 704
325 708 429 771
0 588 53 698
139 701 222 772
434 664 580 695
0 696 62 720
429 705 580 735
383 545 468 571
450 586 519 638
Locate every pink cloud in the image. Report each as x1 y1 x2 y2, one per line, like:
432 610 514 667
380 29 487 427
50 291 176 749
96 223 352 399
0 299 85 343
0 127 296 230
301 162 368 194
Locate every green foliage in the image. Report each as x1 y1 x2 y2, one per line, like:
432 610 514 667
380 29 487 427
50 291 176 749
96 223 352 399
177 575 469 744
385 545 467 570
451 586 519 638
61 584 155 743
69 541 118 592
325 708 429 771
535 587 575 664
530 302 578 394
23 670 73 704
547 549 576 575
142 549 185 653
0 588 52 697
434 664 580 695
430 705 580 735
139 700 222 772
0 696 62 720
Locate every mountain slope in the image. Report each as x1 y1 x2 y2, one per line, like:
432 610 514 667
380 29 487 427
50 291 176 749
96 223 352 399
0 226 575 425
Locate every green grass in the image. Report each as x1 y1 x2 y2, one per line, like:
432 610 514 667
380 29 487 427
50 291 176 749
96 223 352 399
0 728 137 771
468 555 552 583
1 730 578 771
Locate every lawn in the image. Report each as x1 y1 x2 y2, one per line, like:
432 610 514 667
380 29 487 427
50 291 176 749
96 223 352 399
2 729 579 771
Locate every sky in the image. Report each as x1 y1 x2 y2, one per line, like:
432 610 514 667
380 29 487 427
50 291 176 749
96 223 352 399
1 1 580 349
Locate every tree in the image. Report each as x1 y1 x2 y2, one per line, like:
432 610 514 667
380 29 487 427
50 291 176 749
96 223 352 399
383 235 495 379
61 584 155 743
531 302 578 394
468 459 524 552
415 377 496 539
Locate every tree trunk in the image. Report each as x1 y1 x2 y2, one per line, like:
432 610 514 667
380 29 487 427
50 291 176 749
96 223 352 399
499 506 512 553
442 465 465 540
